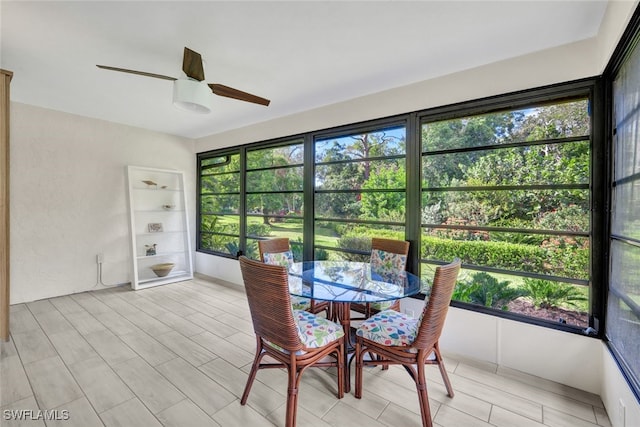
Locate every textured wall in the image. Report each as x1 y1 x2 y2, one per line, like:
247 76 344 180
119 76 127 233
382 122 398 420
9 103 195 303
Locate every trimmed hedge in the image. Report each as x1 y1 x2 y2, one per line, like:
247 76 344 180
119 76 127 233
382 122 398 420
421 236 588 280
342 229 588 280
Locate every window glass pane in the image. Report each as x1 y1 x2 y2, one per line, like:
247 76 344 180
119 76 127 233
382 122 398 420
316 159 405 191
314 222 404 260
199 214 240 255
421 228 588 280
246 194 303 217
315 191 406 221
201 154 239 174
201 195 239 214
613 113 640 179
421 190 589 230
422 100 589 152
423 141 590 187
246 166 303 192
201 155 235 169
315 126 406 163
612 180 640 240
424 264 588 327
608 241 640 383
246 143 304 169
201 172 240 193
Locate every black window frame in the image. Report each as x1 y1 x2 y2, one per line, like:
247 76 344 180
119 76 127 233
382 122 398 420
196 78 605 337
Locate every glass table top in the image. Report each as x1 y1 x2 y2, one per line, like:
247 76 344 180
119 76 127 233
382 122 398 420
287 260 424 303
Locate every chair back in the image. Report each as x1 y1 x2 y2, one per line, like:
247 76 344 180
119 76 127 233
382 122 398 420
239 256 303 352
412 259 461 349
370 238 410 273
258 237 291 262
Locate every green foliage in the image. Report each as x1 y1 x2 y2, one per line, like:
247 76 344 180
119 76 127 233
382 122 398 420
458 272 525 310
246 222 271 237
488 218 545 245
421 235 587 280
422 236 546 273
360 163 406 221
335 236 371 261
522 278 588 309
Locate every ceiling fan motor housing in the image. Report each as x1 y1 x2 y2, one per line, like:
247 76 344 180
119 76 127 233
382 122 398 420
173 79 211 113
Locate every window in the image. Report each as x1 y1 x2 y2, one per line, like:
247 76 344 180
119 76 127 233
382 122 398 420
314 124 407 260
198 152 241 256
608 27 640 393
197 81 602 334
420 100 592 329
245 141 305 260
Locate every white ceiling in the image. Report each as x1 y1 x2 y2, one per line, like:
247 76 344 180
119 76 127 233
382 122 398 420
1 1 612 139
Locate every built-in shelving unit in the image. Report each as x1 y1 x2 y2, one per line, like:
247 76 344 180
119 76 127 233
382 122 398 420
126 165 193 290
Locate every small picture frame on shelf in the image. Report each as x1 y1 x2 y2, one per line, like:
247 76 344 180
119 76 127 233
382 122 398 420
147 222 163 233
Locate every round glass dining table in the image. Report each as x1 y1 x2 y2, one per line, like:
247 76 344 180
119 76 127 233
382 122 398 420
287 260 425 392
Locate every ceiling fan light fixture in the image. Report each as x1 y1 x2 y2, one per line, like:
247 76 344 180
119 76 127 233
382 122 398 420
172 79 211 114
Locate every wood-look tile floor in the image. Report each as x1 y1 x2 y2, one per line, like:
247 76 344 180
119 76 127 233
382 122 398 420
1 277 611 427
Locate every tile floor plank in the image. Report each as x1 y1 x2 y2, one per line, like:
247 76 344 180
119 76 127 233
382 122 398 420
156 358 236 416
23 356 84 410
99 398 163 427
112 357 185 414
67 356 134 413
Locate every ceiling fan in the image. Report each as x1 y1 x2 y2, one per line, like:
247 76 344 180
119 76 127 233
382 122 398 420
97 47 270 113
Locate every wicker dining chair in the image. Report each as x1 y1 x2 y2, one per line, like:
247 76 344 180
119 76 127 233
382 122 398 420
258 237 330 316
351 237 410 318
354 258 462 427
239 256 345 427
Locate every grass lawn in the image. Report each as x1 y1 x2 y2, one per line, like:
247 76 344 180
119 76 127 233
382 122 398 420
244 217 340 247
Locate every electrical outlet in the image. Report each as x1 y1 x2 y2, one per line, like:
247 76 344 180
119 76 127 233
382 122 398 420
96 253 104 264
619 399 626 427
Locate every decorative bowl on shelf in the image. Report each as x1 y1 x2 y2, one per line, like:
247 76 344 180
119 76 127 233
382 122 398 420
150 262 175 277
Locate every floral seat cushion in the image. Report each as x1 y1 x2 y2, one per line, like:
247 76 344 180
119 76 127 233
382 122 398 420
263 250 294 267
291 296 311 310
370 249 407 275
295 310 344 348
369 249 407 313
356 309 418 347
265 310 344 353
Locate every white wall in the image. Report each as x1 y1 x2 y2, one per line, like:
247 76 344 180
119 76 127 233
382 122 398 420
10 103 195 303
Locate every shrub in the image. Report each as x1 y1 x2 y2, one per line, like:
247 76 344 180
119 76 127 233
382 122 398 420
421 236 547 272
420 235 587 279
521 278 587 309
246 222 271 237
456 272 525 310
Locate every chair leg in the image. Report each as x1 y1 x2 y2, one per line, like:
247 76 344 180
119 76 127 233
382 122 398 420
336 342 345 399
241 339 265 405
433 343 454 398
355 339 363 399
415 362 433 427
285 364 300 427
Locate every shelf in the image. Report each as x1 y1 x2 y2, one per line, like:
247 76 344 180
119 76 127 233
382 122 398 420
136 251 185 260
126 165 193 290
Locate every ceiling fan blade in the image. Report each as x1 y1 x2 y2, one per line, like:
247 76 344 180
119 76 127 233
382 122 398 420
96 65 177 81
208 84 271 106
183 47 205 81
